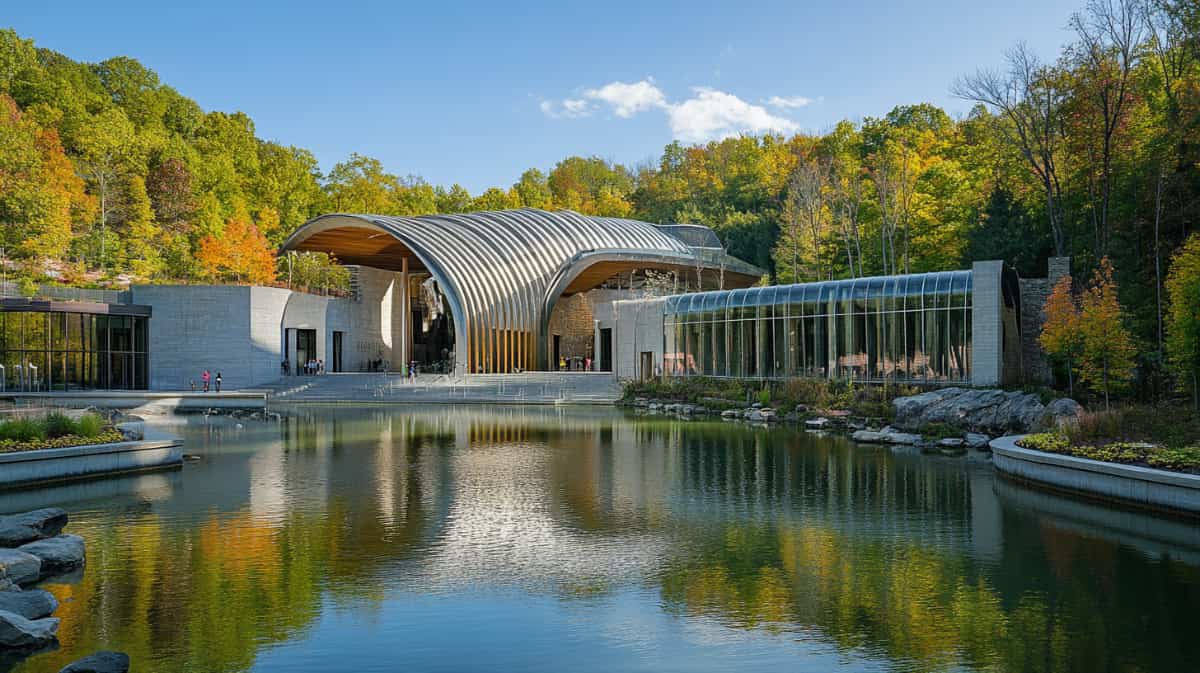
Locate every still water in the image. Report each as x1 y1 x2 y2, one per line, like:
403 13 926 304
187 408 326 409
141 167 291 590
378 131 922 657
3 405 1199 673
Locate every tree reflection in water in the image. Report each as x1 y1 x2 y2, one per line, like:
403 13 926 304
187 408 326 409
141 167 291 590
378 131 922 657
3 406 1197 673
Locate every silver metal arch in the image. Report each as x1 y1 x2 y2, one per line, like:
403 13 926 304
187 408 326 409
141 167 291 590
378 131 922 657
282 208 719 374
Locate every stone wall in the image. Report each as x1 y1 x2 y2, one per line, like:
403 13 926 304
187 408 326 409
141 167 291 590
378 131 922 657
1018 257 1070 386
611 297 666 380
547 293 596 363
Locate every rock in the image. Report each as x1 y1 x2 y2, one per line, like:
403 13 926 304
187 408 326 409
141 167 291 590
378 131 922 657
965 433 991 449
794 404 810 413
114 421 144 441
0 610 58 649
59 651 130 673
783 412 800 423
879 426 922 445
937 438 966 448
847 420 867 431
0 550 42 586
852 430 886 443
746 410 764 422
648 402 662 411
19 535 85 577
760 409 777 421
751 402 763 409
0 509 69 547
0 589 58 620
806 417 830 429
1043 398 1084 428
720 409 740 419
892 387 1048 434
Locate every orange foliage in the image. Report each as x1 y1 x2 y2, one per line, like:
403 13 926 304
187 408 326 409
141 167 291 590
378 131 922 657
196 217 277 285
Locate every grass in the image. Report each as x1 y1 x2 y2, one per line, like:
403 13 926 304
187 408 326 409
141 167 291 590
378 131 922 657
0 412 116 453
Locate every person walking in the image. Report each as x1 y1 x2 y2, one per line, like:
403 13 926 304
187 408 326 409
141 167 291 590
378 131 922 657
201 369 210 393
317 359 324 375
215 372 222 393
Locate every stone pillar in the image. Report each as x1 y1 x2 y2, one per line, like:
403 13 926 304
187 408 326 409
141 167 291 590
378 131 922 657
1047 257 1071 285
971 260 1003 387
400 258 410 370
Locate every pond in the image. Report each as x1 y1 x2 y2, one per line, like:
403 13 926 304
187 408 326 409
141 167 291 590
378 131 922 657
3 405 1198 673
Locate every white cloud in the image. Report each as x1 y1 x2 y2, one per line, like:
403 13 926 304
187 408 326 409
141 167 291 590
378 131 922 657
540 98 591 119
667 88 799 142
540 79 807 142
764 95 813 109
583 79 668 118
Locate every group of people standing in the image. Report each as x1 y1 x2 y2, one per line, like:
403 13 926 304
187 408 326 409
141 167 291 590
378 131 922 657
191 370 222 393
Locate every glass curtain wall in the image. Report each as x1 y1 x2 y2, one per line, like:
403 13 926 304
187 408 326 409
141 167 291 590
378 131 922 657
663 271 972 383
0 311 149 391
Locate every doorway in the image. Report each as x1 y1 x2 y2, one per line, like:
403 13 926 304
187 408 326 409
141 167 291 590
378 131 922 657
295 329 316 375
332 331 344 373
553 335 562 370
599 328 613 372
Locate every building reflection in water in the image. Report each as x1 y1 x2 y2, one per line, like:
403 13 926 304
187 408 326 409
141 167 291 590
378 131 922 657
0 405 1196 673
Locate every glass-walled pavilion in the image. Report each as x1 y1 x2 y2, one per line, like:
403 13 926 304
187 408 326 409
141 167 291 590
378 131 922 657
0 299 151 391
663 270 974 383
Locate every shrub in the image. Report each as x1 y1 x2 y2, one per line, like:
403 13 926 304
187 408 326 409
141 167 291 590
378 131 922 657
43 412 79 438
0 418 47 442
75 413 104 438
757 388 772 406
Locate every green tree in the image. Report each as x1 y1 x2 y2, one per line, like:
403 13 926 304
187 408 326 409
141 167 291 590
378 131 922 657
1165 234 1200 409
513 168 551 208
1077 258 1137 409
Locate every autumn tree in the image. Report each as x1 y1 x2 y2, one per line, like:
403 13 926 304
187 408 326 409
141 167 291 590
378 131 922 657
1077 258 1137 409
1040 275 1083 395
197 217 276 285
1165 234 1200 409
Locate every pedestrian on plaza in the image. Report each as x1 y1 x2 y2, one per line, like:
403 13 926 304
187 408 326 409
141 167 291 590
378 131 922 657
585 357 592 372
215 372 222 393
318 359 324 375
190 379 196 392
201 369 210 393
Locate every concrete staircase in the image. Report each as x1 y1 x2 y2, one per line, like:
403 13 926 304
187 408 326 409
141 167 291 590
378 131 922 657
257 372 621 404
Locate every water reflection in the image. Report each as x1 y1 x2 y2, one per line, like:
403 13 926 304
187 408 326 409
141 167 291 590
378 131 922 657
1 405 1197 673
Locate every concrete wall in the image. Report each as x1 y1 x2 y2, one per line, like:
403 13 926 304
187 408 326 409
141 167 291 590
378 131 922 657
133 285 256 391
611 297 666 380
971 261 1003 387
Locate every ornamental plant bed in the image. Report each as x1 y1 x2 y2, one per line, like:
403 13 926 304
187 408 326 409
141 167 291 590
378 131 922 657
0 412 124 455
1017 433 1200 475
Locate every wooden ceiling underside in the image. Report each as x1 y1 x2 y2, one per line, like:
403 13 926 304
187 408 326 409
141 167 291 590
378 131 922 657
288 227 427 273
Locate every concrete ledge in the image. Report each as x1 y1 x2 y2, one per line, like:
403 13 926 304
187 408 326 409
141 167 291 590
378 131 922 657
1 391 266 410
0 437 183 489
990 435 1200 515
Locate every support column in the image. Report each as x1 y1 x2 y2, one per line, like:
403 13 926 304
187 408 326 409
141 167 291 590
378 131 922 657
400 257 411 371
972 260 1003 387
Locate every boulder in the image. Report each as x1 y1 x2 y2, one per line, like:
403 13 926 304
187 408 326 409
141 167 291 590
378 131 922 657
851 430 886 443
0 589 58 620
720 409 740 419
879 426 922 445
0 610 58 649
806 417 831 429
0 509 69 547
751 402 763 409
892 388 1048 434
1043 398 1084 428
0 550 42 586
59 651 130 673
937 438 966 448
19 535 85 577
965 433 991 449
746 410 765 422
114 421 144 441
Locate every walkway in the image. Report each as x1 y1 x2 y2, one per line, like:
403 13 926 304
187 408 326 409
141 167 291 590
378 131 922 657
253 372 622 404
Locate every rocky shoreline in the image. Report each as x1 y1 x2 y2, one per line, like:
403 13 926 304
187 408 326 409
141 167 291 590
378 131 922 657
624 386 1082 454
0 508 128 673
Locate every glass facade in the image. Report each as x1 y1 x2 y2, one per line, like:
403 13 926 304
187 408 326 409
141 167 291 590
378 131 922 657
0 309 149 391
663 270 973 383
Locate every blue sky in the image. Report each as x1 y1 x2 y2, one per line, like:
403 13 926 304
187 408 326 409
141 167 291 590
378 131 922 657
9 0 1082 192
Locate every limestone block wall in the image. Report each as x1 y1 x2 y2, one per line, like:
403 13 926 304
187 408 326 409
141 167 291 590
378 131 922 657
971 261 1003 387
133 285 256 391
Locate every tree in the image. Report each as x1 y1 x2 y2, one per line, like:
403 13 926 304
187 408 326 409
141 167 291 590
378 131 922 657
953 44 1069 255
75 107 138 268
119 175 163 278
279 251 351 295
513 168 552 208
1165 234 1200 409
1040 275 1084 395
146 156 194 233
1077 258 1137 408
197 218 276 285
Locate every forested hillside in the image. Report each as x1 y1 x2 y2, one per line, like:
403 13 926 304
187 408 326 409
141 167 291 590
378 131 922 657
0 0 1198 356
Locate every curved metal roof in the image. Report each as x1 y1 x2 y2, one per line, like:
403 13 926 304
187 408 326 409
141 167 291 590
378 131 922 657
281 208 761 374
